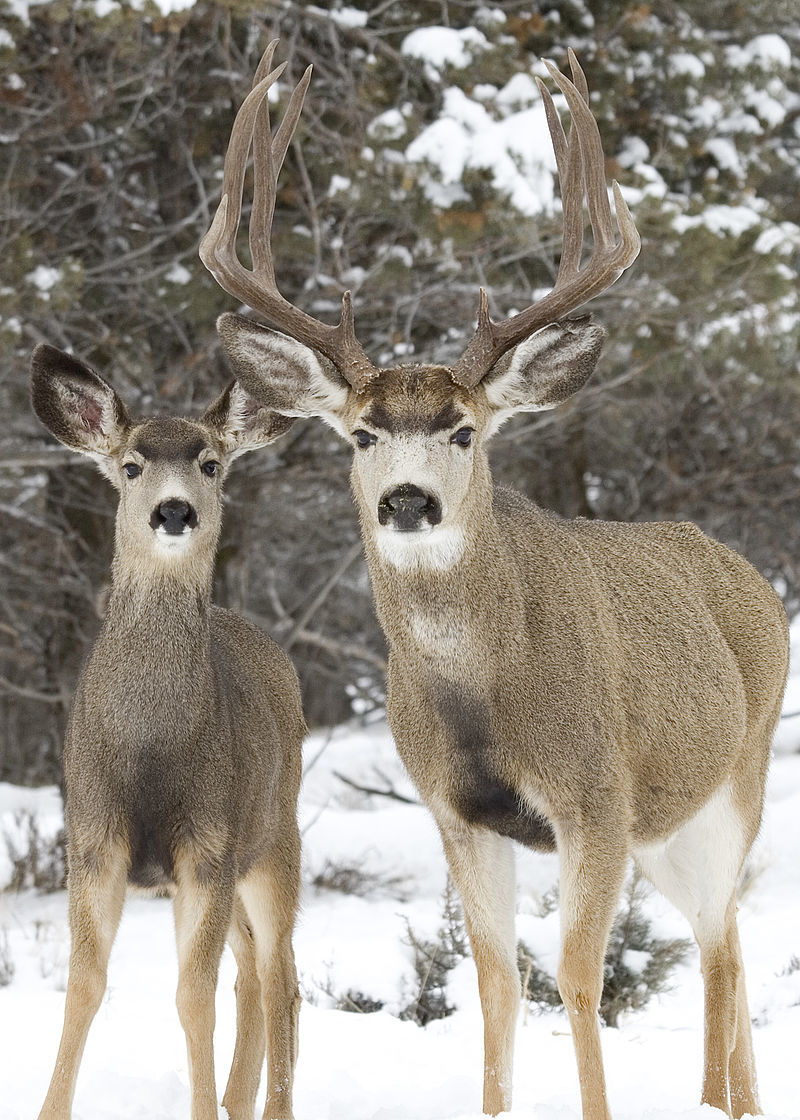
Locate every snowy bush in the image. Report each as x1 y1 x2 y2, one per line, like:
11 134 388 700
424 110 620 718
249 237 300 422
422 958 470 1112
3 810 66 893
400 879 468 1026
600 873 692 1028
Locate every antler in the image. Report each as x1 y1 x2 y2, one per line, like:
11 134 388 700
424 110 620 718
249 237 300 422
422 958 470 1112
450 50 641 390
199 41 381 392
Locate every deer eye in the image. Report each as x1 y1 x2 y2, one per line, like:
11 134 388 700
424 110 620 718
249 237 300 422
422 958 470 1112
201 460 220 477
123 462 141 479
451 427 473 448
353 429 377 449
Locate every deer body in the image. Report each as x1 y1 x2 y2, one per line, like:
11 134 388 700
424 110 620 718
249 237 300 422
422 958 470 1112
200 44 789 1120
32 347 303 1120
372 479 780 847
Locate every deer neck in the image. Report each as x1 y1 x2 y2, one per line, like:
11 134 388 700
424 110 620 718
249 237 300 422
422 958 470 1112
105 543 214 653
88 546 217 747
361 477 524 682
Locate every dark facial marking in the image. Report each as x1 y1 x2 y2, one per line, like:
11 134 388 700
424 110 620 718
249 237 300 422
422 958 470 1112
361 401 467 437
134 436 207 463
361 401 398 434
431 680 556 852
429 403 465 433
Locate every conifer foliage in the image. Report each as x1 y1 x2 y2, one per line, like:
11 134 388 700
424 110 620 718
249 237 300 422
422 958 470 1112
1 0 798 781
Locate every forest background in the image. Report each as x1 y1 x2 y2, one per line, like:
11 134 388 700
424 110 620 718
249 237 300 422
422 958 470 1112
1 0 799 785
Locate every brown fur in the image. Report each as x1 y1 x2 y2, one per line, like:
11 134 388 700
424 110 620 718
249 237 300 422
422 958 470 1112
216 317 789 1120
31 343 304 1120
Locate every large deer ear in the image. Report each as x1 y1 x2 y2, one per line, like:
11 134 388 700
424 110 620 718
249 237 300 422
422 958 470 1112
202 379 296 460
481 317 605 434
216 313 351 436
30 344 130 474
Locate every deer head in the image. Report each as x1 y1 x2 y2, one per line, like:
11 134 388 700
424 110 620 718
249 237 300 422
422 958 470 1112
31 343 291 567
201 45 639 567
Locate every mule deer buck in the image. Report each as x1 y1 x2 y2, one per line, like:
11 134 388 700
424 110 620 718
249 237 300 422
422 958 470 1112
200 44 789 1120
31 343 304 1120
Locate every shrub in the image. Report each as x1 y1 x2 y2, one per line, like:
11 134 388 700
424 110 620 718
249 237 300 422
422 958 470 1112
400 878 468 1026
3 810 67 893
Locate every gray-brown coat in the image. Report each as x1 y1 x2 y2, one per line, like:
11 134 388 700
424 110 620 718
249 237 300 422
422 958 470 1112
199 43 789 1120
31 344 304 1120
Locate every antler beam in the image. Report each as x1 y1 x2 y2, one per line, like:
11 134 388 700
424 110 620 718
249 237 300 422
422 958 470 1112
450 50 641 390
199 41 381 392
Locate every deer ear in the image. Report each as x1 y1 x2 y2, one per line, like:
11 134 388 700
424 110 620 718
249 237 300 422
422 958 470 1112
481 317 605 433
30 344 130 469
202 379 295 459
215 313 351 435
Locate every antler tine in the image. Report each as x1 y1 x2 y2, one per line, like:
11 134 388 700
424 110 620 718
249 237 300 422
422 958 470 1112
251 56 313 277
451 54 640 390
543 56 616 252
536 73 582 283
200 43 381 392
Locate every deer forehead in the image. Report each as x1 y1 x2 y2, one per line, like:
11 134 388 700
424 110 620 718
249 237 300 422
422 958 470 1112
349 365 483 432
122 418 221 464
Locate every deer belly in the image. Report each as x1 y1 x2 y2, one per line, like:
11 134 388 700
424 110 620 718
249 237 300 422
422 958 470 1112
429 678 556 852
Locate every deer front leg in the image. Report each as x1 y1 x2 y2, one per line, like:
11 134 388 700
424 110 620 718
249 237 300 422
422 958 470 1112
222 899 267 1120
440 822 519 1116
554 822 628 1120
237 837 301 1120
173 849 234 1120
38 838 127 1120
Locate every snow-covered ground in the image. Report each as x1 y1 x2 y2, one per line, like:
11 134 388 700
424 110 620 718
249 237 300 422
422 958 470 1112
3 643 800 1119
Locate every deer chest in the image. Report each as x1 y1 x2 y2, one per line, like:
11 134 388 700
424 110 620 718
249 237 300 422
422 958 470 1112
388 669 555 853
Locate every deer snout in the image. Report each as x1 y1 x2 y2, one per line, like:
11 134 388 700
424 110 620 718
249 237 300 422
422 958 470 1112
149 498 198 535
378 484 442 532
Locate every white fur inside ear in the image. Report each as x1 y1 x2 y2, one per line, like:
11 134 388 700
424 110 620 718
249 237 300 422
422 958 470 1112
484 326 566 413
482 320 604 435
54 377 122 455
219 383 273 459
222 321 350 419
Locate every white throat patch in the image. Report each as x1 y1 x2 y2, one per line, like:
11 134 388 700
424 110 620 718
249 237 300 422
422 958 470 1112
153 526 194 551
375 525 466 571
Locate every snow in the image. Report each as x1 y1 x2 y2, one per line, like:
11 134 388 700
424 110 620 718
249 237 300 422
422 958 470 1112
306 6 369 30
405 87 557 217
726 36 793 72
3 647 800 1120
25 264 60 296
401 27 491 74
668 53 706 80
367 109 407 142
672 205 762 238
165 262 191 285
704 138 744 178
753 222 800 257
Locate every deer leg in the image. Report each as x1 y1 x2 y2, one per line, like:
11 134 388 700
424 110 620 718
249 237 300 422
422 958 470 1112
38 839 127 1120
173 849 235 1120
694 902 745 1118
439 823 519 1117
222 898 267 1120
554 823 627 1120
237 837 301 1120
728 924 759 1118
635 784 753 1118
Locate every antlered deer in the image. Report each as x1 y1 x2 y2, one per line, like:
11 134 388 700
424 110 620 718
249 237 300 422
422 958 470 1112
201 43 789 1120
31 344 304 1120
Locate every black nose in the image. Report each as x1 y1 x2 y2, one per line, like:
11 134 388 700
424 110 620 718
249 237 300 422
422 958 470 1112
378 484 442 531
149 499 198 534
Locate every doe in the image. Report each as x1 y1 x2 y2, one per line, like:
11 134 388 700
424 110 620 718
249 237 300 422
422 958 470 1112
201 45 789 1120
31 343 304 1120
